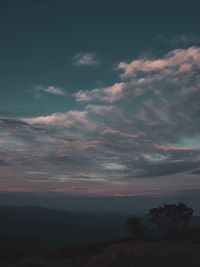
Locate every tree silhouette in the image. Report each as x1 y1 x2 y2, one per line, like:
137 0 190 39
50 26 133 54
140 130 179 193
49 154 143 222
126 215 145 239
148 202 193 239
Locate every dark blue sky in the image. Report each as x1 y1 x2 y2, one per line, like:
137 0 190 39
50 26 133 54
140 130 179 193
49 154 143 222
1 0 200 114
0 0 200 196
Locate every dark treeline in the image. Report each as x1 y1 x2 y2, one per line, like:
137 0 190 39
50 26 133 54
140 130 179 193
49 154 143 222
127 202 200 240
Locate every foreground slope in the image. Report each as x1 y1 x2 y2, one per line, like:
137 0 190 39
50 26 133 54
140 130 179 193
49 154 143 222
1 239 200 266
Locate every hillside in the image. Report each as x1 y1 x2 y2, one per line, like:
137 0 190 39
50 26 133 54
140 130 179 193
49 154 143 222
1 206 200 266
0 206 127 257
1 239 200 266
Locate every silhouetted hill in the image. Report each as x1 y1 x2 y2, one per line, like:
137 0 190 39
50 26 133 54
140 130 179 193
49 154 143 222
0 206 127 257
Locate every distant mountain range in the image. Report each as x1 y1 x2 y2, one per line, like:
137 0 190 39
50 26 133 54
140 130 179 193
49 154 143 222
0 206 128 258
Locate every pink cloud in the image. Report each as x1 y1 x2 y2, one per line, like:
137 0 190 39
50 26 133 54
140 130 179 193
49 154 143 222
23 110 96 130
154 144 198 152
73 47 200 104
74 82 127 102
118 47 200 79
103 128 138 138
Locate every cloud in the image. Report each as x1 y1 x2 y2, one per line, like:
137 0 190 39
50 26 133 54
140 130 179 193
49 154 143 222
154 144 199 152
35 85 66 96
103 128 138 139
85 104 114 115
118 47 200 79
190 169 200 175
73 47 200 104
158 32 200 47
74 82 127 102
0 159 10 166
73 52 99 66
103 162 127 171
1 46 200 194
22 110 97 131
137 161 199 178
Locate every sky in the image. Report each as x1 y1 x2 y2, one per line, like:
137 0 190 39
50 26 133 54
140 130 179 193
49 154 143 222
1 0 200 198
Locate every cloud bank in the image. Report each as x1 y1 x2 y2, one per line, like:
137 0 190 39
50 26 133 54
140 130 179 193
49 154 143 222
1 47 200 195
